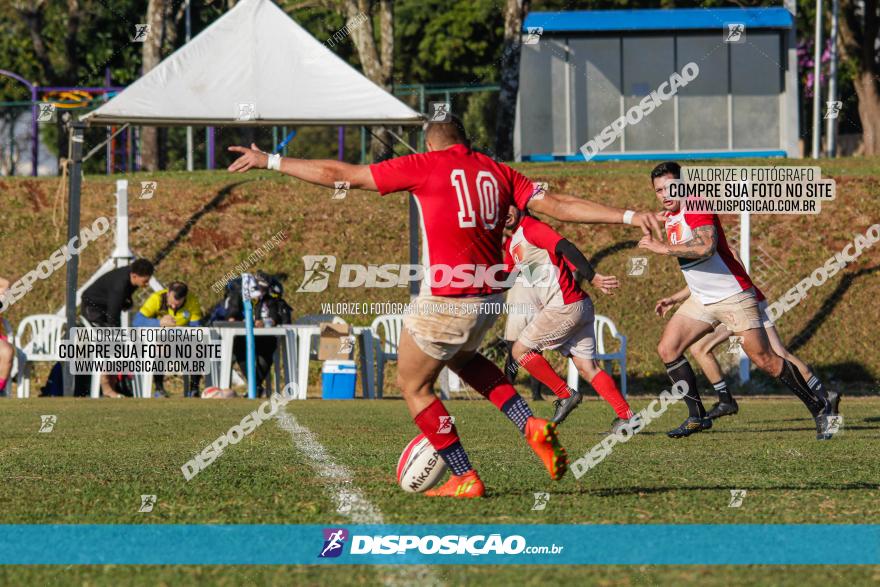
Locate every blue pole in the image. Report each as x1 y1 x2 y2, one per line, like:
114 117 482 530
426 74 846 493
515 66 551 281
273 130 296 154
242 274 257 399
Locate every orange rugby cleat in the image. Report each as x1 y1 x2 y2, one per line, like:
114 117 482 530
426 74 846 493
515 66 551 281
424 470 486 498
525 417 568 481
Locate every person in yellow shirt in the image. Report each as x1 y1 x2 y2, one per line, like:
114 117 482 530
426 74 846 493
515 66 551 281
134 281 203 397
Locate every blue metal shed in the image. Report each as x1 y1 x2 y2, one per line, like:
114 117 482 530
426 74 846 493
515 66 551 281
515 7 800 161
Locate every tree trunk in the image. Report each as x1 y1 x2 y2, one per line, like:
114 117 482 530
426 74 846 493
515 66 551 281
839 0 880 155
853 71 880 154
140 0 168 171
374 0 395 161
345 0 395 161
495 0 529 162
17 0 81 173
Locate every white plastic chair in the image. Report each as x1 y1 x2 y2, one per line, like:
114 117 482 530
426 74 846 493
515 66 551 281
288 314 346 398
370 314 404 398
14 315 67 398
566 313 628 397
78 317 110 398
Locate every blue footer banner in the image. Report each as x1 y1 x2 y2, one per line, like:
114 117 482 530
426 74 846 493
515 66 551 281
2 524 878 565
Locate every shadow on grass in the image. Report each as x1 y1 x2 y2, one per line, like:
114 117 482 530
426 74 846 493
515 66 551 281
588 239 638 267
498 480 879 501
788 264 880 354
580 480 880 498
700 425 878 433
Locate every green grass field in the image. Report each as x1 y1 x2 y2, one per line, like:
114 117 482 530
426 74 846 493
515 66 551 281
1 394 878 584
1 159 878 583
2 157 879 389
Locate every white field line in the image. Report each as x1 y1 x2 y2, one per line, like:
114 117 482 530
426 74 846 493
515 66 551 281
275 408 443 587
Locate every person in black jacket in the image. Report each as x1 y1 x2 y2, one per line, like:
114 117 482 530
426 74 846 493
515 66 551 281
81 259 154 327
80 259 154 397
227 272 292 397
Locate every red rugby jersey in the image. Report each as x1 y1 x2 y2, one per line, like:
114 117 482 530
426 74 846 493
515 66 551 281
370 144 536 296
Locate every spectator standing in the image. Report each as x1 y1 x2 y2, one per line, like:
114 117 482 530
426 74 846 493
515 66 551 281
81 259 154 397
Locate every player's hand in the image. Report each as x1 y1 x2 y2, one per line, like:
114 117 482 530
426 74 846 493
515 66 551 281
632 211 663 240
227 144 269 173
159 315 176 327
655 297 676 317
0 276 9 296
638 235 668 255
590 273 619 295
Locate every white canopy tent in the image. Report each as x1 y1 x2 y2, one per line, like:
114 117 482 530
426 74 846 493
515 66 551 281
61 0 423 395
82 0 422 126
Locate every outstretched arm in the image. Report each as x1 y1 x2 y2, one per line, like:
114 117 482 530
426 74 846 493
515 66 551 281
554 240 620 295
654 286 691 317
527 192 663 239
638 225 717 260
227 144 378 191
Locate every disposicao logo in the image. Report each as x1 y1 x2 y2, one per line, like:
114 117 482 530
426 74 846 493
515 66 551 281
319 528 348 558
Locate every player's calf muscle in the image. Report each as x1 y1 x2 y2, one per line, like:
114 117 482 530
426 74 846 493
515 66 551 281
573 357 601 379
740 333 781 374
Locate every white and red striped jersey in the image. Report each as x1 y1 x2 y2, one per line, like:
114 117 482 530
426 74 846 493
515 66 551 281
664 210 754 304
503 216 587 309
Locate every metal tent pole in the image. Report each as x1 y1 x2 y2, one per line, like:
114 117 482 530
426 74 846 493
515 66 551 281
185 0 194 171
62 121 86 396
826 0 840 157
810 0 824 159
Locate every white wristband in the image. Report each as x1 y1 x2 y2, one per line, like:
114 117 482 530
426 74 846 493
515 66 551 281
622 210 635 225
267 153 281 171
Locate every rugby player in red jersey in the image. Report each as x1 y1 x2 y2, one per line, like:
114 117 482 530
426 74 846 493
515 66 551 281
227 117 663 497
501 207 634 429
638 161 834 440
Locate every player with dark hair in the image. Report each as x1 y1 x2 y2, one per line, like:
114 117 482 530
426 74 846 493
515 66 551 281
502 206 633 428
82 259 154 327
639 161 834 439
227 115 663 497
81 259 155 397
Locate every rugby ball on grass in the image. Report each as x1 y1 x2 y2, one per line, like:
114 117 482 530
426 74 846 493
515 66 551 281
396 433 448 493
201 386 236 399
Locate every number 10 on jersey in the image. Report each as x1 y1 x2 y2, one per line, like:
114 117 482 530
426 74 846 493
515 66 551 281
450 169 500 229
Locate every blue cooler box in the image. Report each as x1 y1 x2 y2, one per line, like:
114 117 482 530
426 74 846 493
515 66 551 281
321 360 357 399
